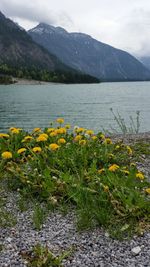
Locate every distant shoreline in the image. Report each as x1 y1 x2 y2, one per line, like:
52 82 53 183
11 78 150 85
13 78 54 85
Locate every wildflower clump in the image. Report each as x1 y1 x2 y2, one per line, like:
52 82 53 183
0 119 150 239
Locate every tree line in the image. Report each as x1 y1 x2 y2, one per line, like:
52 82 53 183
0 64 100 84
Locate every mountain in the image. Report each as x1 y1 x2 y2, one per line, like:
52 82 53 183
138 57 150 70
29 23 150 81
0 11 99 83
0 12 57 70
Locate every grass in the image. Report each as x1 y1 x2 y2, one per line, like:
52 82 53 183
17 194 29 212
0 244 4 252
0 194 17 228
0 118 150 238
21 244 75 267
32 203 48 230
104 109 141 135
0 208 16 228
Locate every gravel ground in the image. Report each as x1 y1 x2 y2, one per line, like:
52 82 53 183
0 192 150 267
111 132 150 182
0 133 150 267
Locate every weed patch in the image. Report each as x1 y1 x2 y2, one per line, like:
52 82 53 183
21 244 74 267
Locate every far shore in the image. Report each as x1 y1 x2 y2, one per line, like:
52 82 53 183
13 77 55 85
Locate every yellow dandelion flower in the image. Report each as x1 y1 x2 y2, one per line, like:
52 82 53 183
109 164 120 172
49 143 60 151
47 128 55 133
56 118 64 124
115 145 120 149
127 146 133 155
17 148 27 154
55 129 60 135
55 128 67 134
32 147 42 153
41 133 48 138
98 168 105 174
50 131 57 137
10 127 20 134
145 188 150 194
99 133 105 140
0 133 9 138
33 127 41 133
79 139 87 146
9 127 15 131
91 135 97 141
122 170 129 175
75 127 85 134
74 126 79 132
104 138 112 144
136 172 144 180
61 128 67 134
130 163 136 167
1 151 12 159
36 136 47 142
65 124 71 129
103 185 109 192
74 135 82 142
36 133 48 142
22 136 33 142
58 138 66 145
86 130 94 135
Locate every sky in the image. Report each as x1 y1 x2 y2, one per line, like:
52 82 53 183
0 0 150 57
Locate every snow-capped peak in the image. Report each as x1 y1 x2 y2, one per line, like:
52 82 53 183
29 23 68 35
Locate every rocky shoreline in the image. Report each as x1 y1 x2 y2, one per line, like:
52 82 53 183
0 133 150 266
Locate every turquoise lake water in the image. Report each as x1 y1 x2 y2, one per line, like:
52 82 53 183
0 81 150 133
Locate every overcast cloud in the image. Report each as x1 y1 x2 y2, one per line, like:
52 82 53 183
0 0 150 56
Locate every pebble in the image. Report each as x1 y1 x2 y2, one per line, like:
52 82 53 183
131 246 141 256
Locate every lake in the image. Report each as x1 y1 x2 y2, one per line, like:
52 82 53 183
0 81 150 133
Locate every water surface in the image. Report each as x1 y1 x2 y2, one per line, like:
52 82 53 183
0 82 150 132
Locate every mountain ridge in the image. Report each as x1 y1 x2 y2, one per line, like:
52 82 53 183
29 23 150 81
0 11 99 83
138 56 150 70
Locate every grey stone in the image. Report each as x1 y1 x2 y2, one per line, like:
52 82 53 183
131 246 141 256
